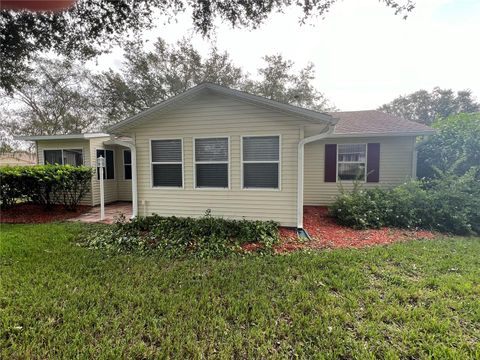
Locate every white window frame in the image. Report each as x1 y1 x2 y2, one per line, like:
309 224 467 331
43 148 84 166
193 136 230 190
123 149 132 181
149 138 184 189
336 143 367 182
95 148 115 181
241 134 281 191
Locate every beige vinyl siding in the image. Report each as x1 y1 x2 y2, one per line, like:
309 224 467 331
116 147 133 201
36 139 93 205
89 137 118 205
123 92 307 227
303 136 416 205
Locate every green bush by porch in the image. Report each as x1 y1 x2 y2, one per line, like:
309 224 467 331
0 165 92 210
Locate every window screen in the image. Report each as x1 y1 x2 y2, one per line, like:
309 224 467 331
195 138 228 188
96 149 115 180
63 149 83 166
44 149 82 166
242 136 280 189
124 150 132 180
44 150 62 165
151 140 183 187
337 144 366 181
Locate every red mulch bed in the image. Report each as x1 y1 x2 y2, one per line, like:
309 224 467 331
0 203 91 224
244 206 437 254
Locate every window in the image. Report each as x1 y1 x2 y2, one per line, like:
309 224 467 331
44 150 62 165
195 137 229 188
337 144 366 181
44 149 83 166
151 139 183 187
123 150 132 180
242 136 280 189
96 149 115 180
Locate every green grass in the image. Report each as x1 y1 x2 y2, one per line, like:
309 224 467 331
1 223 479 359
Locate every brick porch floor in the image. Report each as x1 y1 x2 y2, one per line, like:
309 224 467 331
69 202 132 224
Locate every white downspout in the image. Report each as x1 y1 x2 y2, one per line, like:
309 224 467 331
297 125 335 229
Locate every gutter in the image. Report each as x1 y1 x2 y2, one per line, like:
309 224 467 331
296 124 335 229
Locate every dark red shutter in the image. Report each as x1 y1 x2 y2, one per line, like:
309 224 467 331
324 144 337 182
367 143 380 183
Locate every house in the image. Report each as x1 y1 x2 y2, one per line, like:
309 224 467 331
0 152 36 166
17 83 434 228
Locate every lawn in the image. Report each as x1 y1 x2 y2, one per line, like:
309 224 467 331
1 223 479 359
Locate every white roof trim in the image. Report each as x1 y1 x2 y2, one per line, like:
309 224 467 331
108 83 336 133
327 130 435 138
14 133 111 141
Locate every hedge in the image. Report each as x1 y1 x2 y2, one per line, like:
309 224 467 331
329 169 480 235
0 165 93 210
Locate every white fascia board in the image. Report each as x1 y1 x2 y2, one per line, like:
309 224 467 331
14 133 110 141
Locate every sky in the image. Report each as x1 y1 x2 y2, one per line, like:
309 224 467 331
94 0 480 111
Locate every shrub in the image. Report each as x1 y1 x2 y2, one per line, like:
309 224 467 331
0 167 23 208
80 211 280 258
55 166 93 210
0 165 92 210
329 170 480 235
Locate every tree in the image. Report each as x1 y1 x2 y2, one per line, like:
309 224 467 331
417 112 480 179
91 38 247 126
244 55 332 111
93 37 334 126
1 0 415 92
1 57 99 137
379 87 480 125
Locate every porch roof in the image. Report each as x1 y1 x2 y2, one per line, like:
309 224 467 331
14 133 110 141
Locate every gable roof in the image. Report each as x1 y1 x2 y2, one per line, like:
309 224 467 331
328 110 434 137
108 83 336 133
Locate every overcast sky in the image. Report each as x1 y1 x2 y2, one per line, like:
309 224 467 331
96 0 480 111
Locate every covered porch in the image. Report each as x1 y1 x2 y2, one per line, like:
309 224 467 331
91 136 137 218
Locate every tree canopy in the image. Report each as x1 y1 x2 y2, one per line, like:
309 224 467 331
93 37 335 126
379 88 479 125
2 37 334 139
417 112 480 179
1 0 415 92
1 57 99 138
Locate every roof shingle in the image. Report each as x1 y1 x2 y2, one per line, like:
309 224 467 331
328 110 434 136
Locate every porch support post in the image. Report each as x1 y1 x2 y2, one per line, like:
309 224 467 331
296 125 335 229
